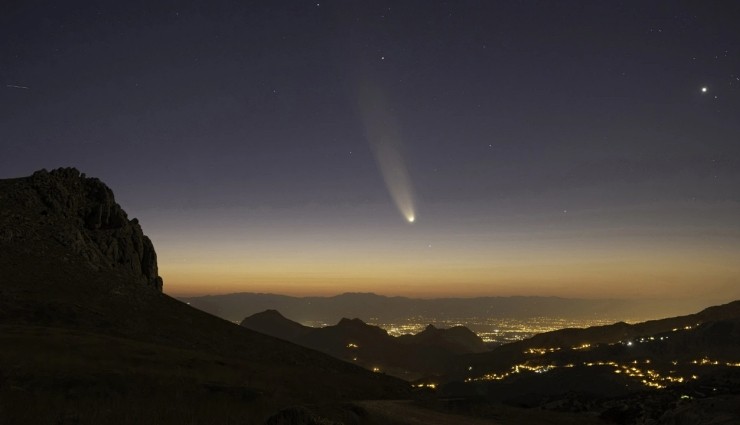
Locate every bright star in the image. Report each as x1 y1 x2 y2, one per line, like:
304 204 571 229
701 87 707 93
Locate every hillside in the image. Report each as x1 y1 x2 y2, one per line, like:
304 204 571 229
449 300 740 382
241 310 487 380
436 302 740 424
0 168 409 424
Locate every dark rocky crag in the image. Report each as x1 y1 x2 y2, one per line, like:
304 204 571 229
0 167 162 291
0 168 412 424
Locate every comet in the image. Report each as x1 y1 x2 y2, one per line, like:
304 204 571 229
358 81 416 223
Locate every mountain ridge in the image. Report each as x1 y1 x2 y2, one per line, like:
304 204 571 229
449 299 740 382
181 291 717 323
241 309 488 380
0 168 410 424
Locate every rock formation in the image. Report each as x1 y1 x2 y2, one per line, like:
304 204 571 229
0 167 162 291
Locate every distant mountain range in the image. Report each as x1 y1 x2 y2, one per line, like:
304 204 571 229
180 291 710 324
241 296 740 424
239 301 740 391
241 310 487 380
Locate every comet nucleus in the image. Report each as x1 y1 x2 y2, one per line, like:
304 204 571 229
358 81 416 223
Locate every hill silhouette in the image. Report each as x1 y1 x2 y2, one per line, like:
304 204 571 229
241 310 487 380
448 300 740 382
0 168 409 424
436 301 740 423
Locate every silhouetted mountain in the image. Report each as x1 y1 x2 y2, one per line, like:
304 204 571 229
239 309 312 341
400 324 488 354
436 300 740 424
182 291 705 324
0 168 409 424
241 310 487 380
449 299 740 382
522 300 740 350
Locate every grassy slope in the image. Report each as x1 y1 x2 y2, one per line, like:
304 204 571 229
0 175 409 424
0 247 410 424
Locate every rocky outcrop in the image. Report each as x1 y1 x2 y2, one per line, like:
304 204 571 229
0 167 162 291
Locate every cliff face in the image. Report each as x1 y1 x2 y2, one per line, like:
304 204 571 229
0 167 162 291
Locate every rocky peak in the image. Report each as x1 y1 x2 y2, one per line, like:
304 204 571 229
337 318 367 327
1 167 163 291
260 309 286 318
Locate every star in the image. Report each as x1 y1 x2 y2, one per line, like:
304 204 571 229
701 87 708 93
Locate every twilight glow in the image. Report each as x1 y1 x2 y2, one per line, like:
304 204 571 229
1 2 739 313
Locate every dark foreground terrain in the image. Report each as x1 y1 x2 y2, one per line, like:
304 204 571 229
3 168 737 425
0 169 413 424
0 168 607 425
241 310 487 380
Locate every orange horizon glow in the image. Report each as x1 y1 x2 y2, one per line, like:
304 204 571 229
159 246 740 302
142 201 740 307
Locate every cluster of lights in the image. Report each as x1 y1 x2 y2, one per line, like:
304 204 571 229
634 336 669 343
368 317 736 391
671 324 699 332
688 358 740 367
464 318 740 392
374 323 427 337
605 360 688 389
470 357 730 390
524 347 560 355
469 363 557 382
413 383 437 389
571 343 591 350
372 316 626 343
346 343 359 348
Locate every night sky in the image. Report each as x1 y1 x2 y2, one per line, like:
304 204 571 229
2 1 739 306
